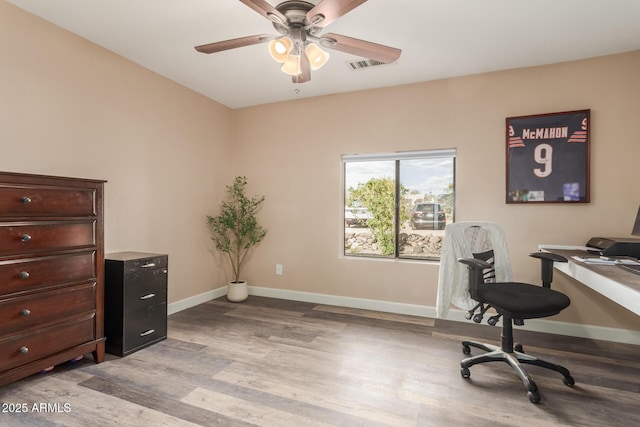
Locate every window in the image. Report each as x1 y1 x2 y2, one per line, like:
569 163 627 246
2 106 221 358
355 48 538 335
343 149 455 260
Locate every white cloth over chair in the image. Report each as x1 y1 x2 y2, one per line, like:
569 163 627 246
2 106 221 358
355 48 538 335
436 222 513 318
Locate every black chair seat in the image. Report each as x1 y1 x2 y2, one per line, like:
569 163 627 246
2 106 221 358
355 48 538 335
478 282 571 319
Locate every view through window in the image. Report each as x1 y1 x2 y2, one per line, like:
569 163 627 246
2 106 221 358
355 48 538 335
343 149 455 260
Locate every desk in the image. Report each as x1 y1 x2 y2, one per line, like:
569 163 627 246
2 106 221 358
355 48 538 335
540 247 640 316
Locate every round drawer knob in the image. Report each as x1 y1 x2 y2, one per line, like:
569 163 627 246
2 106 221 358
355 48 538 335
19 271 30 280
21 196 32 204
20 234 32 242
20 309 31 317
18 346 29 354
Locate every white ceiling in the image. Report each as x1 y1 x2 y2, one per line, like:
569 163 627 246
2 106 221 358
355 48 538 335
8 0 640 109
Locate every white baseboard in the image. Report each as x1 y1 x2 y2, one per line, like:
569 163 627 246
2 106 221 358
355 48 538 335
168 285 640 346
167 287 227 315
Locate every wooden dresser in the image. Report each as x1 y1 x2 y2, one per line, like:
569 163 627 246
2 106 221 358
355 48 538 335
104 252 168 356
0 171 106 386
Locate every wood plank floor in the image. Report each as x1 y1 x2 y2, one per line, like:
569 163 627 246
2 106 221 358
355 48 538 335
1 296 638 426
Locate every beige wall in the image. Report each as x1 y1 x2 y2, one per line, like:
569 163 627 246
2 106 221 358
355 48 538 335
233 51 640 331
0 1 234 303
2 1 639 332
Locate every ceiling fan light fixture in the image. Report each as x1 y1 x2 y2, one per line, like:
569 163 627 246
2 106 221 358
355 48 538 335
194 0 401 84
281 53 302 76
304 43 330 70
268 36 293 63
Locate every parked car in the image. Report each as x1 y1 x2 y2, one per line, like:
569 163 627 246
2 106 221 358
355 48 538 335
410 203 446 230
345 207 372 227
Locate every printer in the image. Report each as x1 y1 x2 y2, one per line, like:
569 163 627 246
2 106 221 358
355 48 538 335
586 237 640 258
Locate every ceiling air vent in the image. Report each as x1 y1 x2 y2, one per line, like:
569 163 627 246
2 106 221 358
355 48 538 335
346 59 396 71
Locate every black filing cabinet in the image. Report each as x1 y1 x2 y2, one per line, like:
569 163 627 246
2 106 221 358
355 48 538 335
104 252 168 356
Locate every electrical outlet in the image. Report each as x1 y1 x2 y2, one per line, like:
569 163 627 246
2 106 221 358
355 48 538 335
275 264 283 275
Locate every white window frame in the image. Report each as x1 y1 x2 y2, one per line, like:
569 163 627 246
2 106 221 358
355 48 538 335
342 149 456 260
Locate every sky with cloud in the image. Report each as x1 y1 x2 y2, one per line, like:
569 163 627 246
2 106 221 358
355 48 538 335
345 158 454 197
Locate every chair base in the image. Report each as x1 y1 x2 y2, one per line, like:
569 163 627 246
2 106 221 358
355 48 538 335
460 340 575 403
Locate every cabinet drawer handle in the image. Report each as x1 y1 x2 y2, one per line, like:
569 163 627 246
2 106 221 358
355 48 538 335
139 329 155 337
19 271 30 280
140 293 156 300
20 309 31 317
18 346 29 354
21 196 32 204
141 262 156 268
20 234 32 242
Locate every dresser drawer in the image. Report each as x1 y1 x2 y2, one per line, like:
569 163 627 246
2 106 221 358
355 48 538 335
0 221 95 255
0 314 95 372
0 252 95 295
0 283 96 336
124 269 168 313
0 185 96 217
123 303 167 354
123 255 168 273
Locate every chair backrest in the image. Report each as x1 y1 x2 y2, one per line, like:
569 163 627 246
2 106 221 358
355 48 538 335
436 222 513 318
464 225 496 283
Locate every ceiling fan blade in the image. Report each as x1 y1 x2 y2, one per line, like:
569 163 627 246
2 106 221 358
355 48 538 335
294 54 311 84
195 34 273 54
239 0 287 24
307 0 368 27
320 33 401 63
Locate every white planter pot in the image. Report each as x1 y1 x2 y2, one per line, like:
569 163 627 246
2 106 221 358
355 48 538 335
227 281 248 302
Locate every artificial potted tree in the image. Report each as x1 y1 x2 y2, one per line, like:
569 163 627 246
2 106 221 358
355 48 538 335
207 176 267 302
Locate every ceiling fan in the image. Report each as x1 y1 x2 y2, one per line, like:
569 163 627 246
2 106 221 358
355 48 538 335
194 0 401 83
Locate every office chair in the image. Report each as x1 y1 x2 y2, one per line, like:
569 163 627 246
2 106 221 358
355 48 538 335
436 222 575 403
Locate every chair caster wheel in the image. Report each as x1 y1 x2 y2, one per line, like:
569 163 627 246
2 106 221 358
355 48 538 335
461 367 471 378
563 375 575 387
462 345 471 355
527 390 541 403
487 316 499 326
514 344 524 353
472 314 483 323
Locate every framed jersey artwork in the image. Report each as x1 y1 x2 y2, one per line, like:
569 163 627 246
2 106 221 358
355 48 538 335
506 109 590 203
